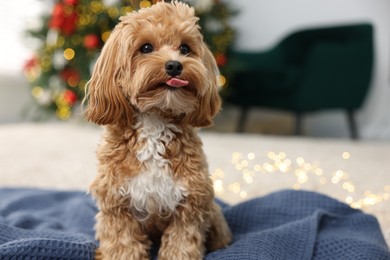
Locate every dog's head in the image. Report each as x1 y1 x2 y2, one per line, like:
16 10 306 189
84 1 221 127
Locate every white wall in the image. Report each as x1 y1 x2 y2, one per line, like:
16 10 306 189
0 1 44 122
0 2 44 73
226 0 390 139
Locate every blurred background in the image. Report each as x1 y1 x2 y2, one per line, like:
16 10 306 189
0 0 389 140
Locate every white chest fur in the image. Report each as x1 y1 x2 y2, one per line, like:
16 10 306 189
119 113 187 220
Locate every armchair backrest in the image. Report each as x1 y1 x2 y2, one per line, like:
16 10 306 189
279 23 373 67
284 24 374 110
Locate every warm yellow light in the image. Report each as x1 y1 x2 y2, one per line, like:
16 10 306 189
56 36 65 47
121 6 133 15
254 164 262 172
140 0 151 8
278 163 289 173
240 191 248 198
243 173 253 184
31 86 43 98
320 177 327 184
56 106 71 120
63 48 75 60
90 1 103 13
209 150 389 210
267 151 275 160
345 196 354 204
101 31 111 42
217 75 226 87
247 153 255 160
107 7 119 19
263 163 274 173
63 5 74 16
229 182 241 193
78 15 89 26
331 176 340 184
342 182 355 193
232 152 241 159
342 152 351 160
213 179 224 193
315 168 323 176
213 168 225 178
235 164 244 171
293 184 301 190
296 157 305 166
335 170 345 178
40 56 52 71
78 80 87 90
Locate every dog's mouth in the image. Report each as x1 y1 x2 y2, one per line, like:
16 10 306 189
151 78 196 94
137 77 199 115
166 78 189 88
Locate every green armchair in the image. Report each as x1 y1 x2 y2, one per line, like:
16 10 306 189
226 23 374 139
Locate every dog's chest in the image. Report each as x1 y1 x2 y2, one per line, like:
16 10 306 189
119 113 187 219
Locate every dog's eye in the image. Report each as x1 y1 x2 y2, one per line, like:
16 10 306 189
140 43 153 54
179 44 191 55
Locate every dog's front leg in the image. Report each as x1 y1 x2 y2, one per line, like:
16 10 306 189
158 205 208 260
206 201 232 251
95 209 151 260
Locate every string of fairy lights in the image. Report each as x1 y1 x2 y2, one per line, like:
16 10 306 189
210 151 390 209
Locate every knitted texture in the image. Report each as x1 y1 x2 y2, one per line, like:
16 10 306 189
0 188 389 260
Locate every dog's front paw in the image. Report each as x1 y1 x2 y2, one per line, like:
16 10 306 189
94 248 103 260
159 246 203 260
95 246 149 260
206 202 232 251
207 230 232 252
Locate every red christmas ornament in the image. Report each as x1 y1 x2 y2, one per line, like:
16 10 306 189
23 56 38 71
60 68 80 87
64 0 78 5
49 3 65 30
215 53 227 67
84 34 101 49
63 90 78 105
49 1 78 36
61 11 78 36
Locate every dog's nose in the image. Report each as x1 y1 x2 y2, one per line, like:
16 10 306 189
165 60 183 77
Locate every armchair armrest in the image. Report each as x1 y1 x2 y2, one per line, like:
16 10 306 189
228 48 303 94
229 47 285 72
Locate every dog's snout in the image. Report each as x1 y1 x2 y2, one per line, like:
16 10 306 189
165 60 183 77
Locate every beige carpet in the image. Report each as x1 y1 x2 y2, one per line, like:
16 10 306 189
0 123 389 246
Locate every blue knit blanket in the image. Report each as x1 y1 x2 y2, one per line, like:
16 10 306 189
0 188 388 260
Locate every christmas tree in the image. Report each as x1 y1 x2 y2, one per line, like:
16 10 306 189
24 0 235 120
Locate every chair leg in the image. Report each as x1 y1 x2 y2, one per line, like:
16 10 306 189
347 110 358 140
236 107 249 133
294 112 303 136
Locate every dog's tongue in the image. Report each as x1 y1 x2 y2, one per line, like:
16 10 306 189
166 78 189 88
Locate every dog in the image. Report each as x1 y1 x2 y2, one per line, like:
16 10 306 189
83 1 232 259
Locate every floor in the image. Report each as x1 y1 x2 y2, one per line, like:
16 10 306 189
208 105 295 135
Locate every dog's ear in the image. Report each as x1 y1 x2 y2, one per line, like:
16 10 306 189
83 27 134 125
189 46 222 128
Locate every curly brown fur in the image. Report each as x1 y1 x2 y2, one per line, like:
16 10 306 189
83 1 231 259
